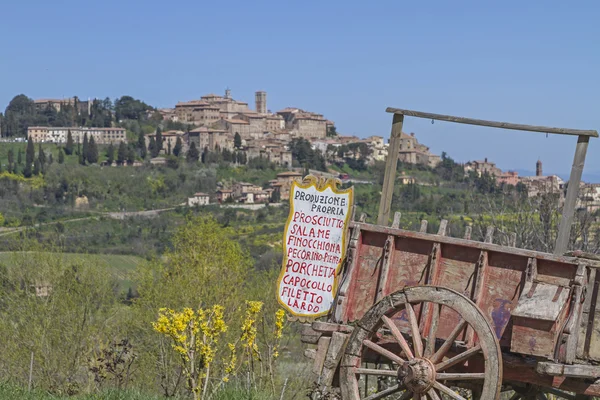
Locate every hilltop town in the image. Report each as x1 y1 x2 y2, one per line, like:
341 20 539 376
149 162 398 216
3 89 598 213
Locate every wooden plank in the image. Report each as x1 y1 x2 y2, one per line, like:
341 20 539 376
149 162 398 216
321 332 348 386
348 221 589 267
385 107 599 138
468 250 488 345
301 323 322 344
583 268 599 359
484 226 495 244
312 321 354 334
464 225 472 240
555 135 591 254
419 219 428 233
392 211 401 228
312 336 331 378
537 362 600 379
377 114 404 226
511 282 570 321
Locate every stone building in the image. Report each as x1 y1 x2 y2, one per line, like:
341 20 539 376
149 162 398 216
397 132 441 168
216 189 233 203
187 126 234 151
497 171 519 186
270 171 303 200
34 97 92 115
277 108 327 139
28 126 126 144
464 158 502 177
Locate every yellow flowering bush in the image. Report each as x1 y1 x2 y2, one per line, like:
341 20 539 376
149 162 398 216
152 306 227 400
153 303 287 399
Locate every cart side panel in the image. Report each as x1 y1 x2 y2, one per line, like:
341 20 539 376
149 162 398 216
478 252 528 347
344 230 386 322
382 237 431 296
433 244 479 339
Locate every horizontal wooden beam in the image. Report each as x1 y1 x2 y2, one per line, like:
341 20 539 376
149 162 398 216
386 107 599 138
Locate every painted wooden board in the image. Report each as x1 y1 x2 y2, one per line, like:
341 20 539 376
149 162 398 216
512 281 570 321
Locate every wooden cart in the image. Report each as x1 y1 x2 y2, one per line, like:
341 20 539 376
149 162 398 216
301 109 600 399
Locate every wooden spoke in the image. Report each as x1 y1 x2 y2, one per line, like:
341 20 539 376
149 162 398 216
427 389 442 400
430 320 468 364
355 368 397 377
414 394 426 400
363 384 402 400
432 381 468 400
382 315 414 359
435 345 481 372
436 372 485 381
425 303 440 357
363 339 405 365
405 303 423 357
543 387 577 400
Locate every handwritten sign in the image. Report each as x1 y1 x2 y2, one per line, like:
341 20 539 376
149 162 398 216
277 176 353 317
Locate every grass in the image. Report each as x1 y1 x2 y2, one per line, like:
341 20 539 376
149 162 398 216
0 252 145 290
0 384 182 400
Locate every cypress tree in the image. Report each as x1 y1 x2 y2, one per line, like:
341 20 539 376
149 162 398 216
156 127 163 153
117 142 127 165
173 137 183 157
186 142 199 162
149 137 158 158
167 140 171 155
33 159 40 176
88 136 99 164
65 130 74 155
17 148 22 165
81 133 89 164
25 138 35 176
127 147 136 165
38 143 46 166
106 143 115 165
137 131 146 150
58 149 65 164
7 149 14 173
234 132 242 149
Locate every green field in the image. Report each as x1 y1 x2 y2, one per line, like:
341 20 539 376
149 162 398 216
0 252 145 289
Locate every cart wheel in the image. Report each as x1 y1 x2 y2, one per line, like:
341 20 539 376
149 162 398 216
339 286 502 400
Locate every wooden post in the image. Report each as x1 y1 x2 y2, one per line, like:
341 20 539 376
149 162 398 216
554 135 590 255
377 114 404 226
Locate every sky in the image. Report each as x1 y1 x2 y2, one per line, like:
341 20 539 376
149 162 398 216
1 1 599 179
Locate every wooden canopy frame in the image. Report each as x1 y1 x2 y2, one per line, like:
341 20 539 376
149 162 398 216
378 107 598 255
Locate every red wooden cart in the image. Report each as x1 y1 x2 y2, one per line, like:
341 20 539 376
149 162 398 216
300 109 600 399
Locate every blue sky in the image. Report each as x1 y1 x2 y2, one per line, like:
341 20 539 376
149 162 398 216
1 1 599 179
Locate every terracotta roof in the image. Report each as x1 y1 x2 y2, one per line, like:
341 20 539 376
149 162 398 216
227 119 249 125
193 192 209 197
217 189 233 193
277 171 302 177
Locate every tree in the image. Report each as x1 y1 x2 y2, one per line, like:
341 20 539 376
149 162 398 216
88 136 99 164
137 131 146 150
186 142 199 162
81 133 89 164
33 159 40 176
48 153 53 165
156 127 163 153
58 149 65 164
149 136 158 158
17 148 22 165
4 94 36 137
114 96 152 121
127 147 136 165
38 143 46 166
117 142 127 165
326 125 337 137
234 132 242 149
106 143 115 165
167 140 171 155
173 137 183 157
7 149 14 173
65 130 74 155
25 137 35 175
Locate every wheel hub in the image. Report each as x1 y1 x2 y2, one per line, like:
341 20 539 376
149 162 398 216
397 358 436 394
